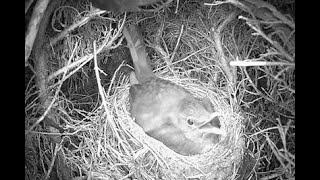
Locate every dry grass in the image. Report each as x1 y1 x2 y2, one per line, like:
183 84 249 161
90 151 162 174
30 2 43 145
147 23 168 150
25 0 294 179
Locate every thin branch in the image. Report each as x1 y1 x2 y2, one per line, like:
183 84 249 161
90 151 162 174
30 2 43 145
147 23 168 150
170 24 184 63
230 60 295 67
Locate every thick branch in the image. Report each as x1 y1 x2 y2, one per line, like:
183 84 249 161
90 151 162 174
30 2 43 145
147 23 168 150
25 0 50 66
212 11 238 85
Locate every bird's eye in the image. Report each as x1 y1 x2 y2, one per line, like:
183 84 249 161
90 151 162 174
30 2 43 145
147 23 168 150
187 119 194 125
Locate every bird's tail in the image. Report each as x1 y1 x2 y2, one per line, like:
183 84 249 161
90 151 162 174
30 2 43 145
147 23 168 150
123 24 155 83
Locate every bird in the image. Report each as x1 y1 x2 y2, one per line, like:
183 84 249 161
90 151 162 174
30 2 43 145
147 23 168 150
123 24 226 156
88 0 162 12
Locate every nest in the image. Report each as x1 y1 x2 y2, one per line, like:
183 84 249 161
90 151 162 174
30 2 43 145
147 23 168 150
25 0 294 179
75 72 245 179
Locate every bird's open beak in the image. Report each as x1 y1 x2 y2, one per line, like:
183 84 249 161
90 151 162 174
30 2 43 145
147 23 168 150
197 112 227 136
